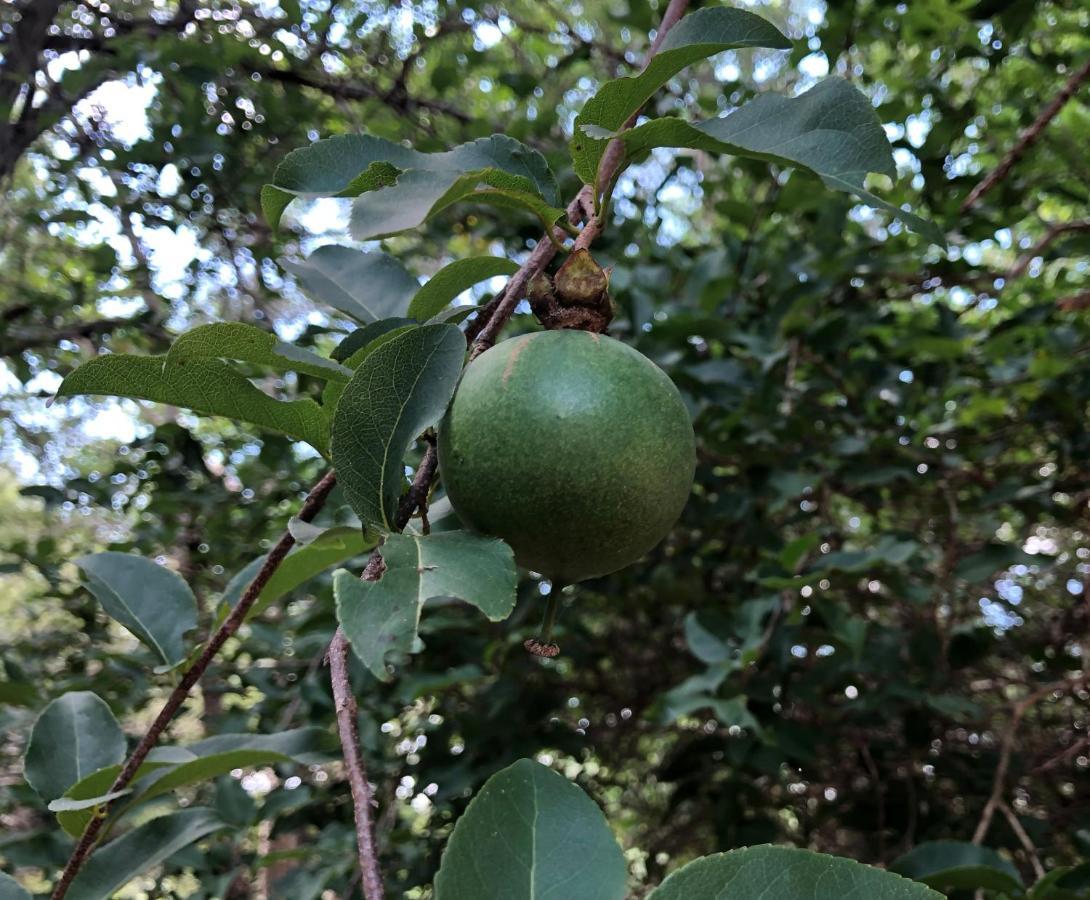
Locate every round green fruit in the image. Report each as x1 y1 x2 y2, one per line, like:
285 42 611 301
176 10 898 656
437 330 695 583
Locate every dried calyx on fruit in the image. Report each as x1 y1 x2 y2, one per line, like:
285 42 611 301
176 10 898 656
528 249 614 333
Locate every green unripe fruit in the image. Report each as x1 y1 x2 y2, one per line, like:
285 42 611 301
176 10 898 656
437 330 695 583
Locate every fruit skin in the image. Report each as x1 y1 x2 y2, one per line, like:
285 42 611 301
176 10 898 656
437 330 695 583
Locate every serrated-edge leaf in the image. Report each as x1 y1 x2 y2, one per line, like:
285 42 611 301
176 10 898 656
75 552 198 669
570 6 791 183
55 355 330 454
331 318 417 362
322 324 418 412
330 324 465 531
408 257 518 321
166 323 351 382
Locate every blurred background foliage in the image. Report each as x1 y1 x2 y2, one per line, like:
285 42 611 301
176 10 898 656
2 0 1089 896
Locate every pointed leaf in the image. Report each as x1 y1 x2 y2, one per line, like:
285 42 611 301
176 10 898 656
611 78 943 244
323 324 418 412
331 318 417 362
262 133 422 229
282 245 421 324
55 355 330 454
264 134 558 230
166 323 351 382
49 750 189 837
66 808 226 900
351 167 565 241
649 846 944 899
221 526 375 619
890 840 1024 894
434 759 626 900
75 552 198 670
330 324 465 531
571 6 791 183
335 530 516 679
24 692 126 803
408 257 518 321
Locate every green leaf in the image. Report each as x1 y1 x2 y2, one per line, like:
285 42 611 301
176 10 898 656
890 840 1024 894
331 318 417 363
221 526 375 619
49 751 186 838
954 542 1044 582
351 167 565 241
407 257 518 321
433 759 626 900
0 873 30 900
54 355 330 454
650 845 945 899
609 78 943 244
282 245 420 324
0 680 39 708
66 808 226 900
262 133 422 229
264 134 559 236
330 324 465 531
570 6 791 183
24 692 126 803
166 323 351 382
335 530 517 679
75 552 198 670
51 730 329 837
322 324 418 413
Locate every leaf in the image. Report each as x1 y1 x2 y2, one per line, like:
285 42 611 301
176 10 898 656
51 730 330 837
166 323 351 382
335 531 517 679
407 257 518 321
683 612 729 665
331 318 417 362
66 808 226 900
890 840 1024 894
954 542 1044 582
24 692 126 803
75 552 198 670
264 133 560 236
262 133 423 229
282 245 420 324
49 753 182 838
0 873 30 900
570 6 791 184
330 324 465 531
54 355 330 454
322 324 418 413
649 845 945 899
609 78 943 244
433 759 626 900
221 526 375 618
351 167 565 241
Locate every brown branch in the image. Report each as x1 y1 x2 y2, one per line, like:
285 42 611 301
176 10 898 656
972 672 1089 845
1006 219 1090 281
961 58 1090 213
328 631 385 900
50 470 339 900
997 801 1046 880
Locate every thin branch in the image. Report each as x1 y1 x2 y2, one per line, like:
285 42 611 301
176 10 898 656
1006 219 1090 281
328 631 384 900
50 471 339 900
961 58 1090 213
972 672 1089 845
997 801 1046 880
